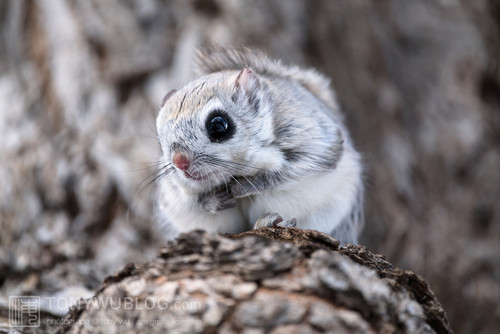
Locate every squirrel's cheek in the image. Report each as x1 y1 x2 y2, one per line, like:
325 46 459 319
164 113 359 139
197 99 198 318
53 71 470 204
249 148 285 171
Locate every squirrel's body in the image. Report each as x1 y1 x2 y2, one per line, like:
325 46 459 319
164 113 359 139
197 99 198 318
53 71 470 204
156 47 364 244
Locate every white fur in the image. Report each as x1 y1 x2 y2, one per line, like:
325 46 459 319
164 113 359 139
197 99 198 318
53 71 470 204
244 148 362 234
157 180 249 236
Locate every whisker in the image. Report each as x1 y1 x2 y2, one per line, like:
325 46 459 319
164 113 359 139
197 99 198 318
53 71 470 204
147 115 159 137
147 167 173 186
216 159 268 172
240 175 260 194
198 155 268 173
229 174 255 206
207 169 220 187
222 172 230 194
128 163 173 222
193 152 361 198
125 161 167 173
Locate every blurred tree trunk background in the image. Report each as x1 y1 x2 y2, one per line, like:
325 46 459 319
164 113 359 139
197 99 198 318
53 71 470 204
0 0 499 332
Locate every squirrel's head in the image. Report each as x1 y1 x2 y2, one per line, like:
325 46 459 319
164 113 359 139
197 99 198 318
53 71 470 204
156 68 284 190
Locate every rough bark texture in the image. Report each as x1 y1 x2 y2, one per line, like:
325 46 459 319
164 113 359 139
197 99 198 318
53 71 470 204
55 229 450 333
0 1 499 333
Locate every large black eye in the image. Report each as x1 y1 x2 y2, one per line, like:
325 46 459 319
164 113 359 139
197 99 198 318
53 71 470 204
206 112 233 142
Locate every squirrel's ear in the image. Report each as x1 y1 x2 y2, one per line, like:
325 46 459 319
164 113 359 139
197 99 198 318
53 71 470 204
161 89 177 108
235 67 260 96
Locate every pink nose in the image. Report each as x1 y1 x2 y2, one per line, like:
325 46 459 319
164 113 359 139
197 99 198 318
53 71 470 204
173 152 190 171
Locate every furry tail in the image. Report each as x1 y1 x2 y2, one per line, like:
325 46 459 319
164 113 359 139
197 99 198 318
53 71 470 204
194 46 338 111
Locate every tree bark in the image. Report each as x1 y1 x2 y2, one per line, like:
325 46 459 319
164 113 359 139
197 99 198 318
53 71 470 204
56 228 450 333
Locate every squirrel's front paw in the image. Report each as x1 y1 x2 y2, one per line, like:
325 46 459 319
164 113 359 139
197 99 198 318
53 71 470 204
254 212 297 229
199 188 236 214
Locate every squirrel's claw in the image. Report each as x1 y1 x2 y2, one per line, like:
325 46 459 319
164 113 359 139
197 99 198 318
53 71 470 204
254 213 297 229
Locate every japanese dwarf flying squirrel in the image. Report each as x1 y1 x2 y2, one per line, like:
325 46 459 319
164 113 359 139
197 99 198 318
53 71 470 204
155 47 364 245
